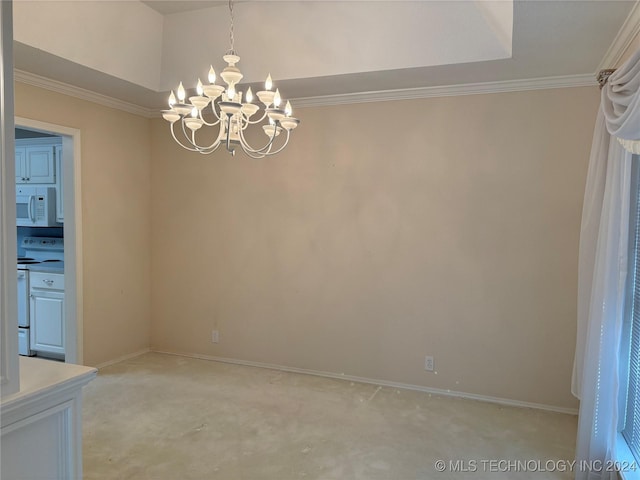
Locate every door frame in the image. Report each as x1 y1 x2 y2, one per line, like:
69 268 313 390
15 117 82 364
1 0 19 395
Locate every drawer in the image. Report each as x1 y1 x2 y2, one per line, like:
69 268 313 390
29 271 64 290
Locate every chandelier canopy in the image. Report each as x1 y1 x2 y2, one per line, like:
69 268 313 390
161 0 300 158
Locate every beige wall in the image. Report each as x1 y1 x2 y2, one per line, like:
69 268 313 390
12 81 598 408
150 86 599 409
15 83 152 366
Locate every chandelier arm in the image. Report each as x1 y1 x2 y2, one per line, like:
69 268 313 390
238 128 290 157
200 117 221 127
180 120 205 149
237 121 279 154
170 122 203 152
238 132 275 155
239 114 254 131
196 141 224 155
251 128 291 157
199 107 222 127
209 101 224 122
243 110 268 125
240 130 291 159
238 115 284 154
237 127 274 159
203 121 228 154
173 119 223 153
239 148 268 160
190 137 224 155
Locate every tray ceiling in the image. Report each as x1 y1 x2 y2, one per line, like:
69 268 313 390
11 1 638 111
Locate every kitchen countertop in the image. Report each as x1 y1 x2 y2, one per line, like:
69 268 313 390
1 357 96 421
24 261 64 274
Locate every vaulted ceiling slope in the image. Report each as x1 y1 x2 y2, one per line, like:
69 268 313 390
12 0 639 112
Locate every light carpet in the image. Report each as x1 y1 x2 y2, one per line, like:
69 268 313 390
82 352 577 480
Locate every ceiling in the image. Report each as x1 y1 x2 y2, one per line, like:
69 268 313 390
141 0 228 15
11 1 639 112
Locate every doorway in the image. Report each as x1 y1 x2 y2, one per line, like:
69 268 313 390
15 117 82 364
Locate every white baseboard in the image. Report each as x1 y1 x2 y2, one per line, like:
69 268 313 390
152 349 578 416
94 348 151 370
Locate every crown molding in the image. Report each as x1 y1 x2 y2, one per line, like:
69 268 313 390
292 74 597 108
598 0 640 71
14 69 598 116
14 69 156 118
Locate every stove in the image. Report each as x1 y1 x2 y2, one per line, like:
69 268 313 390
17 259 63 266
18 258 39 265
18 237 64 265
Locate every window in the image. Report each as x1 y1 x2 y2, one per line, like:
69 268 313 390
622 155 640 461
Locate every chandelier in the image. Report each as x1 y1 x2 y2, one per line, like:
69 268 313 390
161 0 300 158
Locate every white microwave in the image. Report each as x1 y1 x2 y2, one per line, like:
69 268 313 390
16 186 58 227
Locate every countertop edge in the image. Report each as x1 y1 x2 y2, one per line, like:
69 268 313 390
1 358 96 420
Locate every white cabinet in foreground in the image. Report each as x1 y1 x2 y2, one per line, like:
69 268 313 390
30 272 65 356
1 357 96 480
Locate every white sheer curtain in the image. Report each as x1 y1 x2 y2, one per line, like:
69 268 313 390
573 47 640 480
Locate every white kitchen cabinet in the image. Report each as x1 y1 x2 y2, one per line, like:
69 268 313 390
55 144 63 222
15 147 26 182
30 272 65 356
16 145 56 184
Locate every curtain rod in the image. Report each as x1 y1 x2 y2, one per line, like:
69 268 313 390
597 69 616 89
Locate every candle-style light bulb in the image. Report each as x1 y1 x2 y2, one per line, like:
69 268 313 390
208 66 216 84
168 91 176 107
274 89 281 108
246 87 254 103
285 101 292 117
265 74 273 91
197 79 204 96
177 82 186 102
191 107 198 118
228 85 236 101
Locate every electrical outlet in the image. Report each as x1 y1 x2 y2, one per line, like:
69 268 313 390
425 355 434 372
212 330 219 344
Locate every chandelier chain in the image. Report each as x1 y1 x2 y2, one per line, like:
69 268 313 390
228 0 235 54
